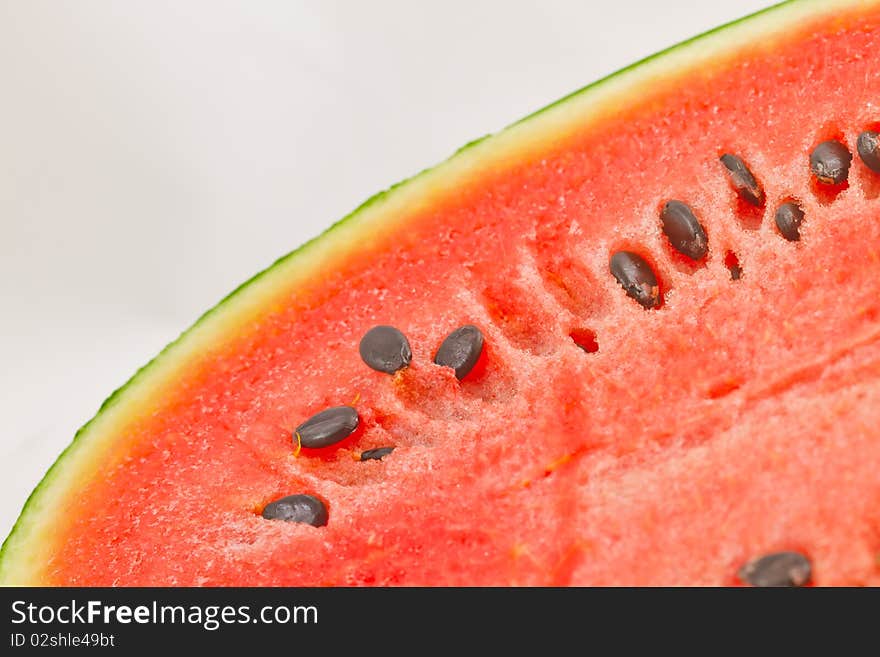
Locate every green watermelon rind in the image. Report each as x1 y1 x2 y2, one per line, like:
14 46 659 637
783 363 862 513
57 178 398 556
0 0 846 582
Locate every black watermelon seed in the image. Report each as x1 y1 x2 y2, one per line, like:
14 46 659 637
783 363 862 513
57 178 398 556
261 494 328 526
737 551 812 587
720 154 765 206
296 406 359 449
434 325 484 380
609 251 661 309
359 325 412 374
857 131 880 173
660 200 709 260
360 446 395 461
775 202 805 242
810 140 852 185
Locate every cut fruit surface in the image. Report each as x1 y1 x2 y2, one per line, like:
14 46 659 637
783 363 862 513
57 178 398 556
3 0 880 586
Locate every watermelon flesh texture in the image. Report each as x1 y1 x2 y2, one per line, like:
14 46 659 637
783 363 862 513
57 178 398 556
5 0 880 585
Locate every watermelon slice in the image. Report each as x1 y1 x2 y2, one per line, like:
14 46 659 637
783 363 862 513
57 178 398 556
3 0 880 586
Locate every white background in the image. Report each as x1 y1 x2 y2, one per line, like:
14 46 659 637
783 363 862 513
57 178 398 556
0 1 771 541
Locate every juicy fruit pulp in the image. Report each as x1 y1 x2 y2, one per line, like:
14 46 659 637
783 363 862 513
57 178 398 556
3 0 880 586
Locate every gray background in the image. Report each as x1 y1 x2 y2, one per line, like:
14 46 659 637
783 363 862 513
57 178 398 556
0 1 770 541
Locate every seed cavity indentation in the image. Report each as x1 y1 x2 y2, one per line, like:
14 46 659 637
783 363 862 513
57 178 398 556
660 200 708 260
775 202 805 242
738 551 812 587
262 494 328 526
609 251 662 309
810 140 852 185
724 251 742 280
434 325 484 380
569 328 598 353
296 406 359 449
720 154 765 206
359 325 412 374
857 131 880 173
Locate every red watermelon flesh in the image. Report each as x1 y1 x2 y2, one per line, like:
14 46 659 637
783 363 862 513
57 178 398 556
2 0 880 586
